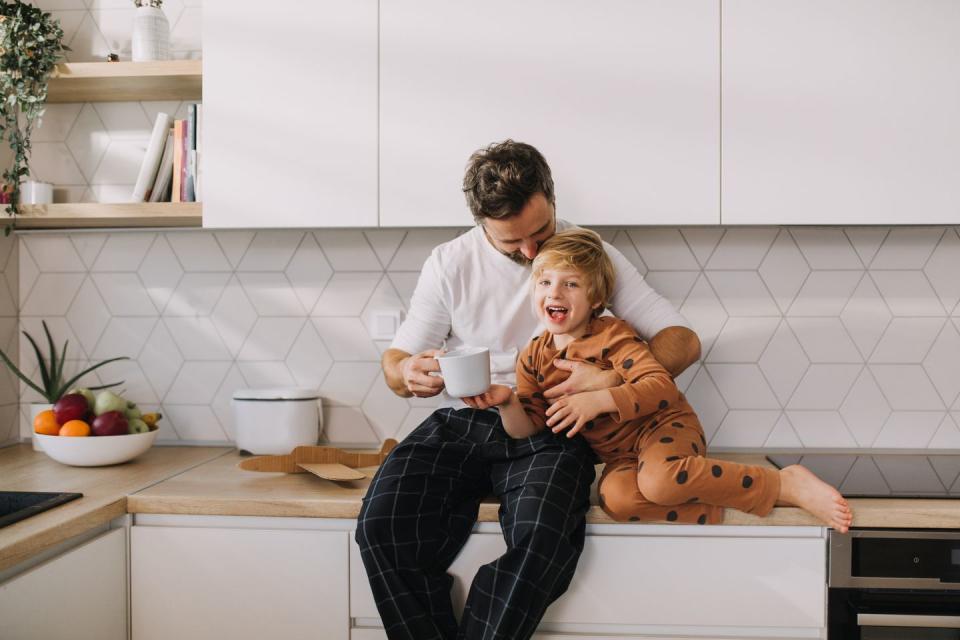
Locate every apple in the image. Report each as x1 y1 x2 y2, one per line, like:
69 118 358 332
54 393 89 424
94 390 127 416
92 411 128 436
68 387 96 410
128 418 149 434
124 402 142 420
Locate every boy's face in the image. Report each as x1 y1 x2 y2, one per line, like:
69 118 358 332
533 267 601 337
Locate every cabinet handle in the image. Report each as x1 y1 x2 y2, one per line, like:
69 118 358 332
858 613 960 628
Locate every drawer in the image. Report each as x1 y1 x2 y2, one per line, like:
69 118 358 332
350 531 825 629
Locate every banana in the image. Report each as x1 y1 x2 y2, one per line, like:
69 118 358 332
142 412 162 427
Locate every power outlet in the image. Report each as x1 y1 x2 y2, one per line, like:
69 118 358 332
370 309 403 340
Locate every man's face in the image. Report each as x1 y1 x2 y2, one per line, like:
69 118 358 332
481 193 556 266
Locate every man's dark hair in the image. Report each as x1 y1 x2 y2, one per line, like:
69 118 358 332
462 140 555 223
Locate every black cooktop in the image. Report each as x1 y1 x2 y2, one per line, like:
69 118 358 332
766 454 960 498
0 491 83 528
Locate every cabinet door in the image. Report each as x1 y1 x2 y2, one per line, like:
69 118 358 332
723 0 960 224
380 1 720 227
132 526 348 640
0 528 126 640
352 531 825 632
202 0 378 228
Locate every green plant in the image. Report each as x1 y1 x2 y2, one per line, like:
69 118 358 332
0 1 69 234
0 319 128 404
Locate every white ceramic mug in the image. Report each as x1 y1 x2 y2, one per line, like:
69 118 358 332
437 347 491 397
20 180 53 205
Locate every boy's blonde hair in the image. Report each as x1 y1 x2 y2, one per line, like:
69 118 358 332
532 228 615 317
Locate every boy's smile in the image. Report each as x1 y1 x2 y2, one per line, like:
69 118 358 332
533 267 600 346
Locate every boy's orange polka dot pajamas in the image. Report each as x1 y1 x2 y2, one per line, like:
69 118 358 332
516 315 780 524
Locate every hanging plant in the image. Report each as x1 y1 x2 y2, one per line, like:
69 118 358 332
0 1 68 235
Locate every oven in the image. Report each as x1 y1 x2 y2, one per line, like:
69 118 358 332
829 530 960 639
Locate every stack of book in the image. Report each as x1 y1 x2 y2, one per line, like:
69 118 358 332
132 104 202 203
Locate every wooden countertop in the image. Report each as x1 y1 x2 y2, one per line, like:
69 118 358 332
0 444 230 572
129 451 960 529
6 443 957 574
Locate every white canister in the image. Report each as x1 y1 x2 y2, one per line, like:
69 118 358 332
231 388 323 455
20 180 53 205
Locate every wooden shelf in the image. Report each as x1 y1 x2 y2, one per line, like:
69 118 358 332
47 60 202 103
14 202 202 229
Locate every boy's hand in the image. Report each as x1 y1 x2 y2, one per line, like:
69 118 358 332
543 359 622 402
545 390 613 437
462 384 514 410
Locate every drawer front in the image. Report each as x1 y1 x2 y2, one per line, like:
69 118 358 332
351 532 825 628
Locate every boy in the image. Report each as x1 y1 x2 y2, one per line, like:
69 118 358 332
468 229 852 530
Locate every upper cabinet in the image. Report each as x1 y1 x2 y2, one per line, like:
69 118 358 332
722 0 960 225
379 0 720 227
201 0 378 228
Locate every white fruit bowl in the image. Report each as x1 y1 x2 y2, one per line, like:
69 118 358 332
35 430 158 467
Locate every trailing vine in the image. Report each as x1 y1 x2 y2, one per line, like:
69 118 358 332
0 1 67 234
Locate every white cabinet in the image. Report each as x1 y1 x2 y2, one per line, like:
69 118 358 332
131 526 349 640
380 1 720 227
202 0 378 228
723 0 960 224
0 528 127 640
351 526 826 637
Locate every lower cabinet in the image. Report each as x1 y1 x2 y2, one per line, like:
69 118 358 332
351 525 827 638
129 517 824 640
0 528 127 640
131 525 350 640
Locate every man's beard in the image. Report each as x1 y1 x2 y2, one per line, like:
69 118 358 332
501 249 533 266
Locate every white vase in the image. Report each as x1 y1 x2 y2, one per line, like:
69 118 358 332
29 403 52 453
132 5 170 62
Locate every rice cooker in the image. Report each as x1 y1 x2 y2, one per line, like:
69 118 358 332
232 388 323 454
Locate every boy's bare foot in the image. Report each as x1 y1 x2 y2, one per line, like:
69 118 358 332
777 465 853 533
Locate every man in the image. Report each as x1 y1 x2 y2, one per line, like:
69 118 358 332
356 140 700 640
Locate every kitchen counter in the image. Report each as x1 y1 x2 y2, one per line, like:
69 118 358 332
0 444 230 572
6 443 958 575
129 451 960 528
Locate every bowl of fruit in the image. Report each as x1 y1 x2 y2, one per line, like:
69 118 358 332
33 389 162 467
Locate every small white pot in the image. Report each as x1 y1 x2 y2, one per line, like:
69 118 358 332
132 5 170 62
29 403 52 452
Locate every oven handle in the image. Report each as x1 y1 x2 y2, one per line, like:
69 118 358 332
858 613 960 628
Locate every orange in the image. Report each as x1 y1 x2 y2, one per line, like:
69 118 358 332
59 420 91 437
33 409 60 436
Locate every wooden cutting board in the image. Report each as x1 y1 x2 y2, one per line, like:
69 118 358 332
237 439 396 482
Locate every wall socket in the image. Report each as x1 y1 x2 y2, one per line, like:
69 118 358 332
369 309 403 340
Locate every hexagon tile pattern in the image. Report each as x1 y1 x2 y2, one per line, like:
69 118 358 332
12 219 960 458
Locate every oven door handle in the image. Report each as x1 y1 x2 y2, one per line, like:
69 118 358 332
858 613 960 628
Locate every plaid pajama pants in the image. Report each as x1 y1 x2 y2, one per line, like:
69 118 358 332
355 407 596 640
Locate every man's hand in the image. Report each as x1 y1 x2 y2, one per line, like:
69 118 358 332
542 359 622 402
462 384 513 410
400 349 447 397
545 390 615 438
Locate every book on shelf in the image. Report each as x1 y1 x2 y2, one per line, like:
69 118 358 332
172 119 184 203
195 103 202 201
184 103 197 202
132 112 172 202
148 131 175 203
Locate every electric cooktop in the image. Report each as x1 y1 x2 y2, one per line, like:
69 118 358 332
766 454 960 498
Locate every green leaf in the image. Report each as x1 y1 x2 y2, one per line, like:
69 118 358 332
42 319 58 391
0 346 48 400
57 357 130 399
22 329 51 394
88 381 125 391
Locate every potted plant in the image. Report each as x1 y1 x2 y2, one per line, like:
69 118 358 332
0 1 69 234
0 320 128 448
